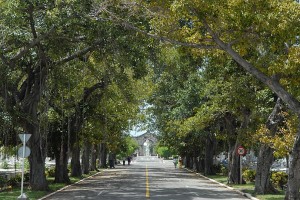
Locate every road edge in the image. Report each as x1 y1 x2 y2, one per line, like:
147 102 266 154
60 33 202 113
184 168 259 200
38 171 103 200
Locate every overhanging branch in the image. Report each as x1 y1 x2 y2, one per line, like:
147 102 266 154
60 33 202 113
55 40 103 66
202 19 300 115
121 21 219 50
95 7 219 50
10 27 56 64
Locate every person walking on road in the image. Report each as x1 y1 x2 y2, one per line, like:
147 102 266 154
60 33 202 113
127 156 131 165
173 157 178 168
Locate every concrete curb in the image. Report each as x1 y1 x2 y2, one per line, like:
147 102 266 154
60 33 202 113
38 170 103 200
185 168 259 200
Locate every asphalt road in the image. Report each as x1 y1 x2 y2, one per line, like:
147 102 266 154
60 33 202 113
41 156 250 200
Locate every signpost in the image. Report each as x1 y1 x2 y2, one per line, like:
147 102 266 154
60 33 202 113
236 146 246 184
18 134 31 200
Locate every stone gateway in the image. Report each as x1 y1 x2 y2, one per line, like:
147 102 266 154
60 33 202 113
133 132 157 156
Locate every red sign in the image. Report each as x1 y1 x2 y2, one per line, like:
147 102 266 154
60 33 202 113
237 146 247 156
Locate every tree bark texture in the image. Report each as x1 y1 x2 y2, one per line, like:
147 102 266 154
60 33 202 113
224 112 241 184
205 134 216 175
199 158 205 172
99 143 108 168
54 139 70 183
185 154 193 170
184 154 191 169
90 144 98 171
228 142 241 184
285 120 300 200
193 156 199 171
71 144 82 177
82 141 91 174
50 121 70 183
255 98 283 194
255 144 277 194
25 100 48 190
28 127 48 190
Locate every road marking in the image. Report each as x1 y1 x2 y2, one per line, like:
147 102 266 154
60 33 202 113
146 165 150 198
97 191 104 196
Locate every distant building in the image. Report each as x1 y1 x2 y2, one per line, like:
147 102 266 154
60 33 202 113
133 132 158 156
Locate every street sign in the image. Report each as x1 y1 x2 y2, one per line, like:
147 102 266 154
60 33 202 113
18 134 31 144
18 146 31 158
18 133 32 200
237 146 247 156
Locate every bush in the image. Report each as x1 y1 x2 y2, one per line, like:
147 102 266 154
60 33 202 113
7 175 21 187
1 161 9 169
24 159 30 170
271 171 288 189
0 176 7 188
212 164 222 174
46 167 55 177
24 172 30 182
221 165 228 176
243 169 256 182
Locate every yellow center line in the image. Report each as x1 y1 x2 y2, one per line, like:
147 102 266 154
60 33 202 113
146 165 150 198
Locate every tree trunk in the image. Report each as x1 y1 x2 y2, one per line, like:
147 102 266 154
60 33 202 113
71 144 82 177
187 154 193 169
193 156 199 171
184 154 190 168
28 128 48 190
255 98 283 194
26 103 48 190
99 143 107 168
205 134 215 175
224 112 240 184
81 141 91 174
90 144 98 171
228 142 241 184
285 120 300 200
190 156 194 170
54 138 70 183
255 144 277 194
199 157 205 172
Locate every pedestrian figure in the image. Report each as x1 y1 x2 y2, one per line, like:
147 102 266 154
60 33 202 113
178 157 182 168
109 152 115 169
127 156 131 165
123 157 126 165
173 157 178 168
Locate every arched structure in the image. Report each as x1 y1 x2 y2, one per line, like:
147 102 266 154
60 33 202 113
133 132 158 156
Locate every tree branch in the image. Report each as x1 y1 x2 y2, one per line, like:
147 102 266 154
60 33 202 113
94 6 219 49
83 78 108 102
55 40 103 66
10 27 56 64
202 19 300 115
121 21 219 49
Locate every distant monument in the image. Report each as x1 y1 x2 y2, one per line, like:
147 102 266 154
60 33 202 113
133 132 158 156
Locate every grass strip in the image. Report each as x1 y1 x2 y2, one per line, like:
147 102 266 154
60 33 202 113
206 174 285 200
0 171 99 200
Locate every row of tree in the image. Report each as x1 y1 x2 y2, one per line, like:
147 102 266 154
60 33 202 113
126 1 299 200
0 1 299 199
0 0 152 191
150 45 293 191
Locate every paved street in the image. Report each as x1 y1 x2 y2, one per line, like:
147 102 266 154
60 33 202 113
42 156 249 200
